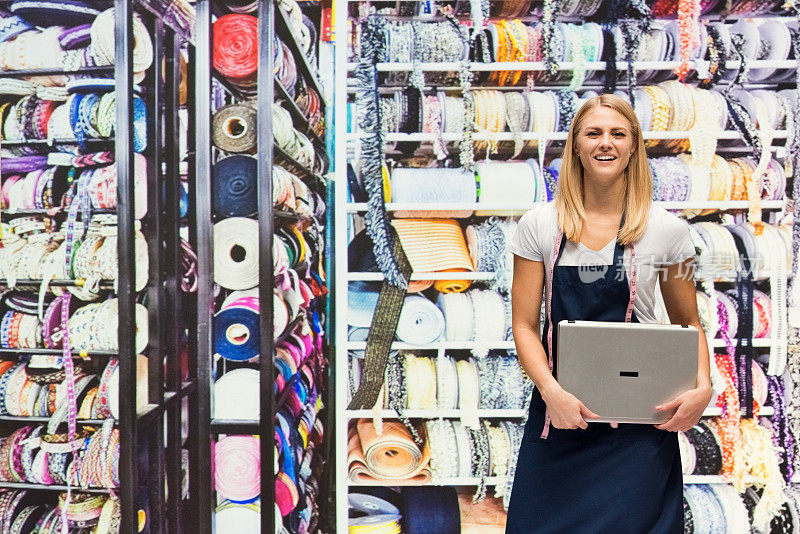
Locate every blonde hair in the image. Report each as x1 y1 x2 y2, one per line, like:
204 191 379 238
555 94 652 245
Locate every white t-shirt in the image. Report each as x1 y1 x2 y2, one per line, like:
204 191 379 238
508 202 695 324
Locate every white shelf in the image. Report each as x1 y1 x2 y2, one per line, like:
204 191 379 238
710 338 774 348
347 272 496 281
348 476 505 486
347 130 788 142
345 201 786 213
344 60 799 72
345 341 515 350
683 475 757 484
350 475 759 487
703 406 774 417
347 409 526 419
344 407 771 420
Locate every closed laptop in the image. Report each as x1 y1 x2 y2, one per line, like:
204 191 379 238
556 320 699 424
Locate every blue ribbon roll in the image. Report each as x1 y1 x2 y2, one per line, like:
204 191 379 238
213 156 258 217
213 305 260 361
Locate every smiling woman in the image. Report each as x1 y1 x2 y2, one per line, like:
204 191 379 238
505 94 712 534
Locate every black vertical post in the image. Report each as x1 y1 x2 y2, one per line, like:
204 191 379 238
258 1 276 532
185 39 201 534
193 1 215 532
147 16 167 534
163 27 186 534
114 0 138 532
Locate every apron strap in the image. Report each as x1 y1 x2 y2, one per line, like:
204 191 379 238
541 230 637 439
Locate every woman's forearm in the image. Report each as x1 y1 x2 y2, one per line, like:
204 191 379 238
513 323 561 399
693 320 712 391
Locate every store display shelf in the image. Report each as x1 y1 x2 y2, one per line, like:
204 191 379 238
683 475 757 484
348 476 506 487
346 340 516 350
275 5 326 100
0 65 114 78
346 409 526 419
351 81 786 93
0 348 117 357
0 481 113 493
0 279 115 289
275 79 326 149
348 271 495 281
210 419 260 434
0 415 110 425
711 338 774 348
344 60 799 72
0 208 116 217
368 13 798 22
345 201 785 213
702 406 774 417
1 138 114 147
347 130 787 142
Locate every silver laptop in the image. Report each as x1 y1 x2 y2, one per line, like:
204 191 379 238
556 320 699 424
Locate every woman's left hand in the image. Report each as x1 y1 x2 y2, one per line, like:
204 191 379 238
653 386 713 432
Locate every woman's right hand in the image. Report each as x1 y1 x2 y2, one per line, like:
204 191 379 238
542 384 599 430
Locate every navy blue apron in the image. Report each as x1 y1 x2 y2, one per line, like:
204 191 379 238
506 232 683 534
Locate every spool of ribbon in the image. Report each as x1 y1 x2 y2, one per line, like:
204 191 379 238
391 219 474 293
213 14 258 88
347 420 431 483
436 292 473 342
212 156 258 218
397 295 445 345
389 167 476 218
213 368 260 420
212 104 257 154
214 502 261 533
214 435 261 502
214 297 260 361
213 217 259 290
474 161 537 215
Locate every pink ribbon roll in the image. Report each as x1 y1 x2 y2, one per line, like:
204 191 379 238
214 435 261 502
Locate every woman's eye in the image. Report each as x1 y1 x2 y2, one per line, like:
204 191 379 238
586 132 598 136
613 132 626 138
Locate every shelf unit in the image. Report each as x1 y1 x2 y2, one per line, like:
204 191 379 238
0 2 196 532
193 1 331 532
335 3 796 532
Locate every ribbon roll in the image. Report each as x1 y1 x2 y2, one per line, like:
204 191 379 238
397 295 445 345
212 156 258 218
391 219 474 293
214 298 260 361
213 14 258 88
215 503 261 533
213 217 258 290
436 292 473 342
348 420 431 483
213 368 260 420
212 104 257 154
390 167 476 218
474 161 537 215
214 435 261 502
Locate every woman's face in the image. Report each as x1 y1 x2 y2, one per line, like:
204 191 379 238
574 106 635 185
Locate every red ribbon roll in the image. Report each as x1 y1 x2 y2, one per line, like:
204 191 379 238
213 14 258 87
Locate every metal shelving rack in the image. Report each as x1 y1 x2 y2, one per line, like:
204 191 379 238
0 1 196 532
193 1 331 532
334 3 797 531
